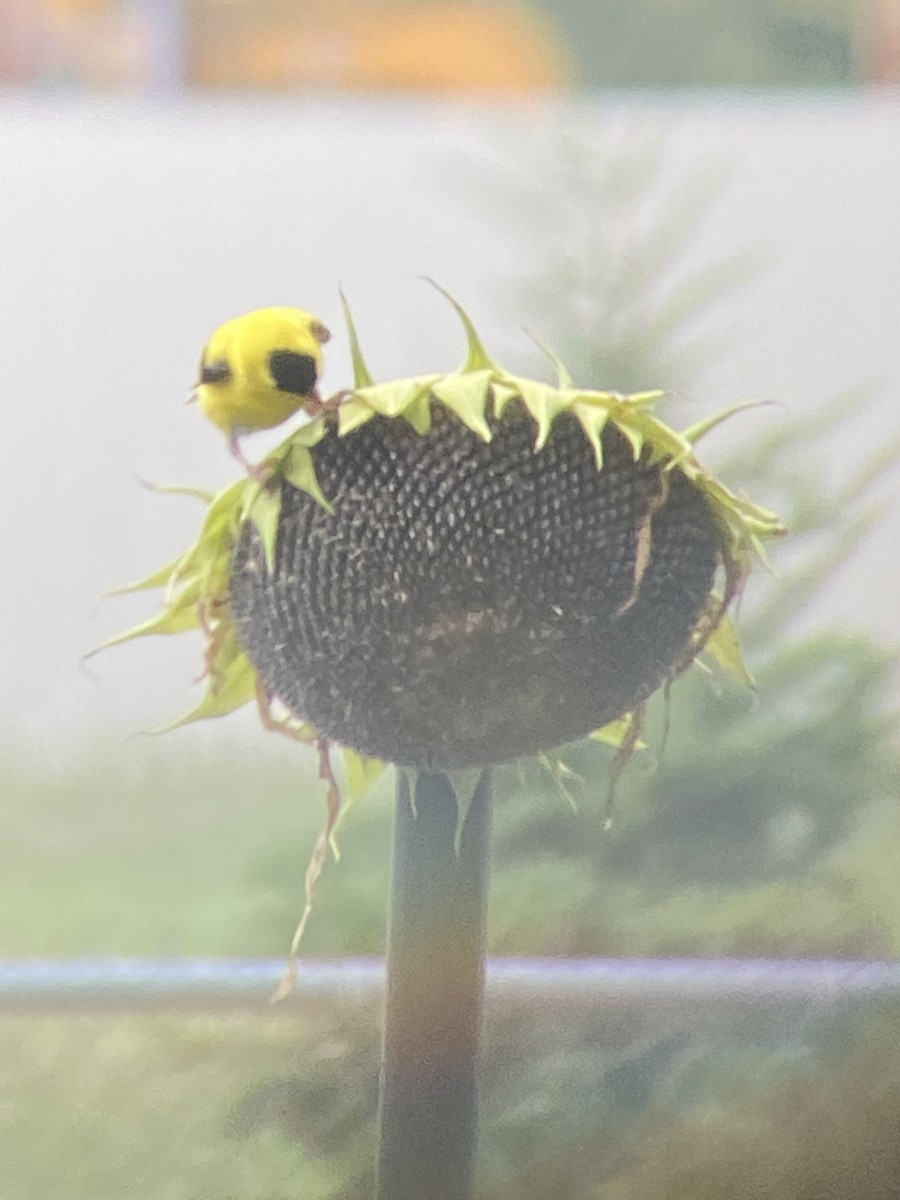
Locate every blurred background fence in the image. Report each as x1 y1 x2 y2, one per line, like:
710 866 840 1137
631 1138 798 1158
5 956 900 1011
2 953 900 1197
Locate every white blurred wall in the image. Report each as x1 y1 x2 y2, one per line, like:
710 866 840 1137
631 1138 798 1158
0 92 897 757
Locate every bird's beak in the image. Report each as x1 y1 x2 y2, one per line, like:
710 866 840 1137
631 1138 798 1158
186 389 198 405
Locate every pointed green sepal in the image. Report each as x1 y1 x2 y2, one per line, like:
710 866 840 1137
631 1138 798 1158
246 486 282 574
749 531 777 572
431 371 493 441
702 612 757 689
356 377 440 419
623 390 665 409
338 397 377 435
343 749 389 802
445 767 485 855
518 379 575 451
182 478 253 568
616 414 645 461
402 389 432 434
136 480 216 504
423 279 495 372
281 443 334 513
589 715 646 749
151 652 258 732
103 556 184 596
339 287 375 388
573 400 611 468
86 596 201 659
491 381 522 420
523 328 574 388
636 413 692 464
291 418 329 450
682 400 774 446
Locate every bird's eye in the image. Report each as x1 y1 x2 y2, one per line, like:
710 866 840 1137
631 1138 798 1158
200 360 231 385
269 350 317 396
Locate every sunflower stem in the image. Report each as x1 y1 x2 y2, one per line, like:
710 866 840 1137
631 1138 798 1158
375 767 493 1200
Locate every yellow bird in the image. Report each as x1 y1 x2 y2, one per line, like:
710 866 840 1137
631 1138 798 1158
191 307 331 472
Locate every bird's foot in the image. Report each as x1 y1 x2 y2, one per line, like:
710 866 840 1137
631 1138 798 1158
305 388 352 417
246 457 278 486
228 434 277 484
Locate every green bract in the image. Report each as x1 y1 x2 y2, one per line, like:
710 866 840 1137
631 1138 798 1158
97 289 785 801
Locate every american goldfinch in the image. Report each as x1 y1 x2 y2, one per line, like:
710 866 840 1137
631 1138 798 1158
191 307 331 472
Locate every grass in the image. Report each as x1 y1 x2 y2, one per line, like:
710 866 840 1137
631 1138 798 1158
0 1012 375 1200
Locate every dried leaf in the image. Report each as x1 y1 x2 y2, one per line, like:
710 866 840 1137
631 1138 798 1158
272 738 342 1002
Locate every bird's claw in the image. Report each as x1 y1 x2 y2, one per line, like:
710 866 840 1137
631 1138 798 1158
246 457 278 485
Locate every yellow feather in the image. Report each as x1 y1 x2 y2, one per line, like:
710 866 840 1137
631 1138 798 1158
192 307 330 450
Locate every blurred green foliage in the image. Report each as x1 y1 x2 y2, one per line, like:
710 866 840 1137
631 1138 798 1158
536 0 859 86
3 990 899 1197
0 741 391 959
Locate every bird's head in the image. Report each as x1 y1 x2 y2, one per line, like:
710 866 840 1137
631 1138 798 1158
191 307 331 437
